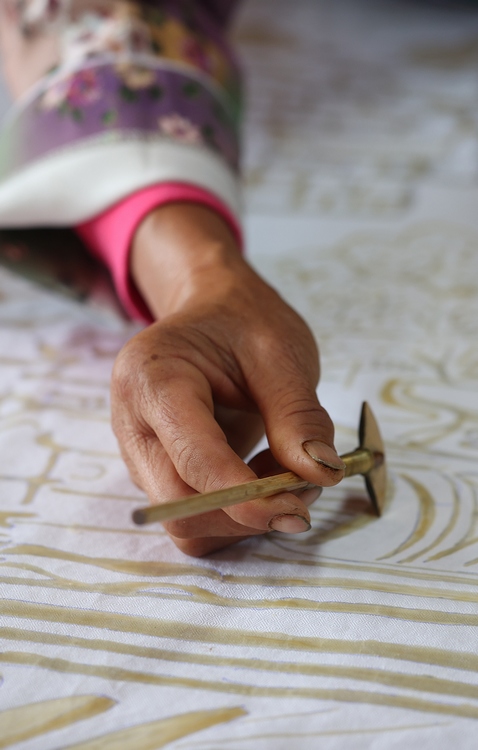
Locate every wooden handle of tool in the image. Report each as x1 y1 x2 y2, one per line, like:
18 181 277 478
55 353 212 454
132 471 311 525
132 448 381 526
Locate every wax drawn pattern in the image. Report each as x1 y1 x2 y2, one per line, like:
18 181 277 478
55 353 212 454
237 0 478 217
2 0 478 748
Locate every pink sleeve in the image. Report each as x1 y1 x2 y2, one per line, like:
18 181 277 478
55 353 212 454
75 183 243 323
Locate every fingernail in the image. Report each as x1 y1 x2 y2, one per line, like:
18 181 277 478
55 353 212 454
268 514 311 534
299 486 322 506
302 440 346 471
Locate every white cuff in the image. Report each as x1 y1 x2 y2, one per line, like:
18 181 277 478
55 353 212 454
0 135 241 227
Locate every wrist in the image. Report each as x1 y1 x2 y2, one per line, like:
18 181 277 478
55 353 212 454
130 202 244 319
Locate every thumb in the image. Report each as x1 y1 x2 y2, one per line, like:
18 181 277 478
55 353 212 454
252 375 345 488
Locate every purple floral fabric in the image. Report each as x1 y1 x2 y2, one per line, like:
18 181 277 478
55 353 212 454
0 1 242 189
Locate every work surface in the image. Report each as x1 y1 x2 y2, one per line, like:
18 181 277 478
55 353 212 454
2 1 478 747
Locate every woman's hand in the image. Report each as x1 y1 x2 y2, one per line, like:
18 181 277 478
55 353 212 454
111 203 345 556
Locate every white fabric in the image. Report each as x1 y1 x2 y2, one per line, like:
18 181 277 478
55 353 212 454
0 137 241 226
2 1 478 748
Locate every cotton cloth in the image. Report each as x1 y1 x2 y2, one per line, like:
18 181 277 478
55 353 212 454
2 1 478 748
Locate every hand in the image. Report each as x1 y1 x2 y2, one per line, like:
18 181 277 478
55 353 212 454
111 204 345 556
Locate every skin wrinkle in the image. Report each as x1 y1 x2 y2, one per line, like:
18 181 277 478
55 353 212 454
0 0 339 552
147 325 247 407
118 358 305 539
171 437 224 492
273 401 328 426
247 334 320 399
264 395 335 454
115 203 341 554
162 341 253 420
126 306 336 516
176 327 248 404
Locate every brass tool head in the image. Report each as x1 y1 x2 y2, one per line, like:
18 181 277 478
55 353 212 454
361 401 387 515
340 401 387 516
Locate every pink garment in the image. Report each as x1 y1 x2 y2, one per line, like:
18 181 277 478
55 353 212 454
76 183 243 323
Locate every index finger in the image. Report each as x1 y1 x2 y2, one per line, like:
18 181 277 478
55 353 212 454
139 360 312 533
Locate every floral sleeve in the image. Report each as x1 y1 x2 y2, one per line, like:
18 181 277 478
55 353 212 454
0 0 242 227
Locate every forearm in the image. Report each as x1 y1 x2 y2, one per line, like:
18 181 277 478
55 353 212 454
0 0 244 325
130 202 246 320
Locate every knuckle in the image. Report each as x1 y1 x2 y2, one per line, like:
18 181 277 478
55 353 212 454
111 348 136 402
170 437 219 492
275 393 324 422
112 332 186 425
112 332 155 402
270 395 335 447
169 438 202 488
250 325 320 387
